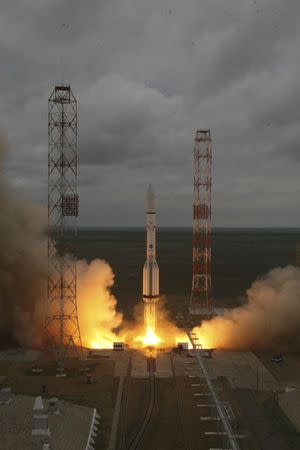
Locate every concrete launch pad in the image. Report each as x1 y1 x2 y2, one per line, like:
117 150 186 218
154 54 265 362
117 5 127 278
257 352 300 434
130 350 172 378
205 350 278 391
1 348 300 449
110 349 173 379
131 350 148 378
155 352 173 377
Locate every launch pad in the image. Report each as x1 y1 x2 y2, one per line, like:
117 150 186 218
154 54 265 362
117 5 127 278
1 346 300 449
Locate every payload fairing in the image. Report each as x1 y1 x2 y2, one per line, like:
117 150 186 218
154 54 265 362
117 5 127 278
143 185 159 335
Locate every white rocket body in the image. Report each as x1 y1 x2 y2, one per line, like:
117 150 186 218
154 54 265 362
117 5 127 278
143 186 159 331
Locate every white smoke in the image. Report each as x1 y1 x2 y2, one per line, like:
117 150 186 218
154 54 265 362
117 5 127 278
77 259 123 348
0 135 123 349
0 136 47 347
193 266 300 350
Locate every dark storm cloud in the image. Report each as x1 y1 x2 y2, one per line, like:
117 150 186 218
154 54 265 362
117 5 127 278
196 0 300 98
1 0 300 226
78 75 184 168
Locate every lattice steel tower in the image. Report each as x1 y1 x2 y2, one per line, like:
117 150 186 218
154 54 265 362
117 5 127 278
189 129 213 314
45 84 82 374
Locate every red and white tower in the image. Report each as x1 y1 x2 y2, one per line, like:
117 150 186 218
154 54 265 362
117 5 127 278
45 84 82 375
189 129 213 314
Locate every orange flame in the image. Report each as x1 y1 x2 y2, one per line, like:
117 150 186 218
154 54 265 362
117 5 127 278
142 327 161 346
88 335 114 349
134 326 161 347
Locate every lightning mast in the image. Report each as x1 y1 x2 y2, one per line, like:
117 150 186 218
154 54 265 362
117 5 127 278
45 84 82 375
189 129 213 314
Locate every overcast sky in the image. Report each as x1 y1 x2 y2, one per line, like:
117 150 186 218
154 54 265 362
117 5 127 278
1 0 300 227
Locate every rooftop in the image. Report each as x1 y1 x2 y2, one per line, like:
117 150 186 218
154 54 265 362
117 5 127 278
0 394 94 450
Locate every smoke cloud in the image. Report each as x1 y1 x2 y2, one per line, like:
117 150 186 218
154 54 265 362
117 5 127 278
0 136 48 347
193 266 300 350
77 259 122 348
4 132 300 353
120 296 188 349
0 136 123 349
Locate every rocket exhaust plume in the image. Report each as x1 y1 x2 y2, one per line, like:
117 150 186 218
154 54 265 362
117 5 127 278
193 266 300 350
140 185 160 346
77 259 122 349
0 135 48 347
0 136 123 349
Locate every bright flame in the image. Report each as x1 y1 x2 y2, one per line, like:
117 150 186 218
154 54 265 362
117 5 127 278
134 326 161 347
175 336 193 349
142 327 161 346
88 328 120 349
77 259 122 350
190 329 212 350
89 338 114 350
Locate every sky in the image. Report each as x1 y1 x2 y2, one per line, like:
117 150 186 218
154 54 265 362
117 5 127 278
1 0 300 227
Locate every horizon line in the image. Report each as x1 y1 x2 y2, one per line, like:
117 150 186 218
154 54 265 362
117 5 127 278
75 225 300 230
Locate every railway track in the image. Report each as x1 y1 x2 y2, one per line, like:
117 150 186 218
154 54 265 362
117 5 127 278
125 357 157 450
117 355 132 450
170 352 193 450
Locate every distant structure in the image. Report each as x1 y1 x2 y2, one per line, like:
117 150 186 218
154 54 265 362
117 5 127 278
45 84 82 375
189 129 213 314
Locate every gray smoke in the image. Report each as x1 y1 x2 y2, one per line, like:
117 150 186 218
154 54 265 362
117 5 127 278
0 136 48 347
0 137 124 349
193 266 300 350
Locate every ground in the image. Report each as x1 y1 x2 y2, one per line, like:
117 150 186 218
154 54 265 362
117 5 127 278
0 350 117 449
1 348 300 449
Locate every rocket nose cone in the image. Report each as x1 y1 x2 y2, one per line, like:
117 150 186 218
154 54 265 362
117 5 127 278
147 184 155 212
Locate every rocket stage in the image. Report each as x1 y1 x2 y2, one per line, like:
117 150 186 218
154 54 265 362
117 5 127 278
142 185 160 345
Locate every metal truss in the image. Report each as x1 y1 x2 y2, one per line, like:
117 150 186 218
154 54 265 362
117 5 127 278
190 129 213 314
187 330 241 450
45 84 82 374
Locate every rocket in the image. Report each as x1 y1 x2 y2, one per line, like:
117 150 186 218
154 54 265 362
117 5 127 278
143 185 159 333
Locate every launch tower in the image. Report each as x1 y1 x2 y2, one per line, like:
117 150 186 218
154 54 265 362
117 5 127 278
45 84 82 374
189 129 213 314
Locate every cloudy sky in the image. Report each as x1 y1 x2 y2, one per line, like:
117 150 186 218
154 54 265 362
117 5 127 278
1 0 300 227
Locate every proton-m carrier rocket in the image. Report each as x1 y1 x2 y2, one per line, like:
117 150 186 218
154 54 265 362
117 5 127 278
143 185 159 334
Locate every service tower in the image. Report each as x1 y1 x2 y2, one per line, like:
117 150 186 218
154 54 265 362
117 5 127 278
189 129 213 315
143 185 159 335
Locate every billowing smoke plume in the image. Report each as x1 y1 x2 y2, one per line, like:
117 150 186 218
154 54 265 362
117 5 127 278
193 266 300 350
6 128 300 352
0 136 48 347
121 296 188 349
77 259 122 348
0 136 122 349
